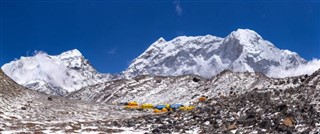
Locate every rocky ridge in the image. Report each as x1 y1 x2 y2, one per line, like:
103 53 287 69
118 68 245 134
67 70 307 105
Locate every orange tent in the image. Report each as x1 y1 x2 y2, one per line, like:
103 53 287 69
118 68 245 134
198 97 207 102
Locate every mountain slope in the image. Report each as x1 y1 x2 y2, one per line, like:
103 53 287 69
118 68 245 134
2 67 319 133
1 49 114 96
117 70 320 133
67 70 306 105
123 29 306 78
0 69 146 133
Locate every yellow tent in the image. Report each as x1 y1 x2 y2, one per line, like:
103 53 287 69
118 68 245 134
153 109 162 113
179 106 195 111
165 104 170 108
124 105 140 109
161 108 168 112
128 101 138 106
141 104 154 109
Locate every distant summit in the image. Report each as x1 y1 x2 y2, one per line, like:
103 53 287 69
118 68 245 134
1 49 114 96
123 29 306 78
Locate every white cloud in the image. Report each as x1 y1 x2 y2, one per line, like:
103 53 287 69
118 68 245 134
267 59 320 78
174 0 183 16
3 51 75 90
33 52 74 89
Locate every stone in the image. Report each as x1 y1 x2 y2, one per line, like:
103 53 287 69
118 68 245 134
192 77 201 82
282 117 294 127
227 124 237 130
152 128 160 134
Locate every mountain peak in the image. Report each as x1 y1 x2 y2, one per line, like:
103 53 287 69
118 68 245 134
233 28 260 36
228 29 262 43
156 37 166 44
59 49 83 59
1 49 113 96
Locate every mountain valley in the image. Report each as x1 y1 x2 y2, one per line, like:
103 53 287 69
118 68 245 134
0 29 320 133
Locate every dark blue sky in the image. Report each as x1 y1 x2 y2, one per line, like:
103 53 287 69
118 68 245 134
1 0 319 73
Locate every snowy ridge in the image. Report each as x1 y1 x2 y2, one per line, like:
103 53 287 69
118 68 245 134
1 49 114 96
123 29 307 78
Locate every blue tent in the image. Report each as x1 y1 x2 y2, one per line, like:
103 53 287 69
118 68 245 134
170 104 183 109
155 105 166 110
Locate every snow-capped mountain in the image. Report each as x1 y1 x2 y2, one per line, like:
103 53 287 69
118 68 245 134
123 29 307 78
0 29 312 96
1 49 114 96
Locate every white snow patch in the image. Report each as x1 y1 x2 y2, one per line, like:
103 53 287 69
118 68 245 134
230 129 237 134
